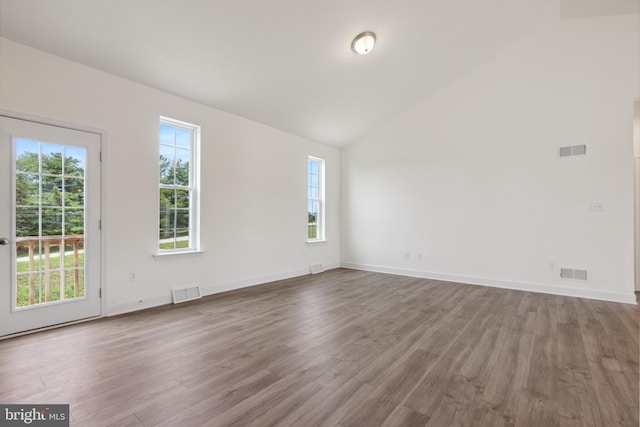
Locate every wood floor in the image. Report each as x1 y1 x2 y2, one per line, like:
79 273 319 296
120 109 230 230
0 269 637 427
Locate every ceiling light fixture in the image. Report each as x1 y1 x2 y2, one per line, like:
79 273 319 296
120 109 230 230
351 31 376 55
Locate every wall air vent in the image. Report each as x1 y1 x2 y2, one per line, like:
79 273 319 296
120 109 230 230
560 268 588 281
172 286 202 304
310 264 325 274
558 145 587 158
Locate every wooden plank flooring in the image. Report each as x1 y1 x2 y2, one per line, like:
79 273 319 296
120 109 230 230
0 269 637 426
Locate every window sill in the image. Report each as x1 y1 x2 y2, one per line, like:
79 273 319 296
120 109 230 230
307 239 327 244
153 250 206 258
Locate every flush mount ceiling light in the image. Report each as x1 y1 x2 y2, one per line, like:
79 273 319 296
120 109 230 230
351 31 376 55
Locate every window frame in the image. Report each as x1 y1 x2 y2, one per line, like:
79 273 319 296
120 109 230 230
307 156 325 243
157 116 201 255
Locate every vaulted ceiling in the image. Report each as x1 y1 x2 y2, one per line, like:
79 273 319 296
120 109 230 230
0 0 637 145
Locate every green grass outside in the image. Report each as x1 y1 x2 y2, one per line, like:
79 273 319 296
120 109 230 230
158 239 189 250
308 224 317 239
16 254 85 307
16 253 84 272
158 229 190 250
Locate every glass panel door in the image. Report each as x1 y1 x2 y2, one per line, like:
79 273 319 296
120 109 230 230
15 140 87 308
0 116 101 336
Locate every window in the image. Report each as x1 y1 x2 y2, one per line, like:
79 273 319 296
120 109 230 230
308 156 324 241
158 117 200 252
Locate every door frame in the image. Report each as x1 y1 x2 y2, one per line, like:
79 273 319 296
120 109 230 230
0 109 108 333
634 99 640 292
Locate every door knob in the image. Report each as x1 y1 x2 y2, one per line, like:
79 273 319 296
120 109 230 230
0 238 9 245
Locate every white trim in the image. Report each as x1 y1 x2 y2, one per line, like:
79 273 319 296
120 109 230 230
0 109 105 136
0 315 102 341
100 130 108 317
201 262 341 297
158 116 200 253
0 109 108 317
634 98 640 292
341 262 637 305
307 156 325 242
10 139 17 311
107 294 173 316
12 295 90 312
0 110 107 325
152 249 206 258
107 262 341 316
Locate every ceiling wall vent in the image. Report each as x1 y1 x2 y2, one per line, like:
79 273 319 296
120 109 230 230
172 286 202 304
558 145 587 158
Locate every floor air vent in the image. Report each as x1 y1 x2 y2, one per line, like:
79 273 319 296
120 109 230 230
560 268 587 281
172 286 202 304
310 264 325 274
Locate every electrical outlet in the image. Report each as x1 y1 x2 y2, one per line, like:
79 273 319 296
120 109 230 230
403 251 410 259
549 262 556 271
417 253 423 260
129 272 138 283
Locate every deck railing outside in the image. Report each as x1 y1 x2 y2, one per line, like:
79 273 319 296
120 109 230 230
15 235 84 306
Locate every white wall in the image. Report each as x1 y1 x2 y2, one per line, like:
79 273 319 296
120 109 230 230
341 13 639 303
1 9 637 311
0 38 340 315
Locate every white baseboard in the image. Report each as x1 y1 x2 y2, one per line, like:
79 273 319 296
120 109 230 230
201 262 341 296
107 294 173 316
200 268 309 297
341 262 637 305
106 262 341 316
